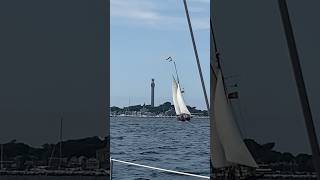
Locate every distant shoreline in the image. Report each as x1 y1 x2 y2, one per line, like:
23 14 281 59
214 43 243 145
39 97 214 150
0 170 109 177
110 114 209 119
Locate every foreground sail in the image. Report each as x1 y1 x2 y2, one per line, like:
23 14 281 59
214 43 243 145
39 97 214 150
172 78 191 121
213 71 258 168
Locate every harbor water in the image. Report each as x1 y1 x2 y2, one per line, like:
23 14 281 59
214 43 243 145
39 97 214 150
111 116 210 180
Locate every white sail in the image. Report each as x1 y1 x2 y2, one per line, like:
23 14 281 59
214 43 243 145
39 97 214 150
172 78 181 115
211 118 230 168
176 84 191 115
211 69 230 168
214 70 258 168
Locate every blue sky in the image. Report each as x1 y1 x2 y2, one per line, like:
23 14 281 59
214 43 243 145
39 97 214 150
111 0 210 110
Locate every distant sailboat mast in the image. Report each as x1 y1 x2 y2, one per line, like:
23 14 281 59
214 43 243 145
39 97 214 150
173 61 180 84
166 57 182 90
59 115 63 170
0 143 3 170
48 115 63 170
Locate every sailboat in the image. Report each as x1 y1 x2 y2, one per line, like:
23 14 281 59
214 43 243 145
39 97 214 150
166 56 192 121
209 19 258 179
172 77 192 121
211 66 258 179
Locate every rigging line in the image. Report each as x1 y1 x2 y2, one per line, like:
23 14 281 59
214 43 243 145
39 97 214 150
183 0 209 111
210 19 219 57
210 18 229 99
210 19 218 79
111 158 210 179
47 144 57 176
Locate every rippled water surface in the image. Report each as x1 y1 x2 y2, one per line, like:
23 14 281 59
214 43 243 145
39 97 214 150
111 117 210 180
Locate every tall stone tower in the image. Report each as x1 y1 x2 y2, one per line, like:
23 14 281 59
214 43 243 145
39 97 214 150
151 78 155 107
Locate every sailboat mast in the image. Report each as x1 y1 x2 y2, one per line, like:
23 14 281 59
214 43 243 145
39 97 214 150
210 18 230 100
0 143 3 170
182 0 209 111
277 1 320 179
210 20 218 79
173 61 180 84
59 116 63 169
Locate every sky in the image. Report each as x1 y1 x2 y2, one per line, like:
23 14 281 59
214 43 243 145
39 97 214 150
111 0 210 110
212 0 320 154
0 0 108 146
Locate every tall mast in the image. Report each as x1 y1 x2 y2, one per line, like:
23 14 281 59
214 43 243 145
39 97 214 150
182 0 210 111
166 57 180 84
173 61 180 84
277 1 320 179
210 19 229 99
59 115 63 169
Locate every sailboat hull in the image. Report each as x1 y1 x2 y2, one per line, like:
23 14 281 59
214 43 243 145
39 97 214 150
177 114 191 121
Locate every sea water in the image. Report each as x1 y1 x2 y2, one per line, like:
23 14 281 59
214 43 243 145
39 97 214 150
111 116 210 180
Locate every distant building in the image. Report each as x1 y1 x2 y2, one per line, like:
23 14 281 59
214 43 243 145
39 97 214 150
151 78 155 107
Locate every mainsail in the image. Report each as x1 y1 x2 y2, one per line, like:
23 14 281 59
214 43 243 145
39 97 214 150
172 78 191 115
212 70 258 168
172 78 181 115
176 84 191 115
